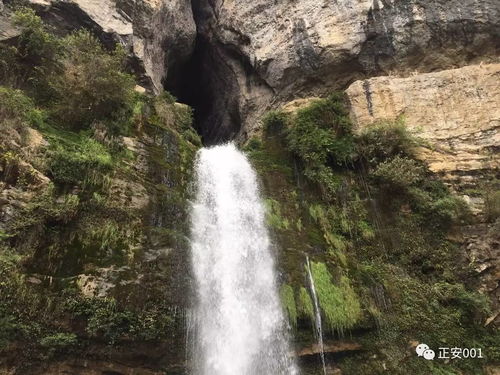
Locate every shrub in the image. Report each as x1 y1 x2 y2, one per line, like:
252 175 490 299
409 187 469 229
51 30 135 131
0 86 46 129
39 332 78 353
357 118 420 165
372 156 425 190
287 94 354 168
484 189 500 222
9 8 62 98
48 135 113 185
262 110 289 135
0 45 19 87
433 282 490 319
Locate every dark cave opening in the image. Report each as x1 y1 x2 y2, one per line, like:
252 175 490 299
164 23 242 146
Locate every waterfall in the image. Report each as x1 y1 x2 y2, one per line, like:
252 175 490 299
190 143 297 375
305 256 327 375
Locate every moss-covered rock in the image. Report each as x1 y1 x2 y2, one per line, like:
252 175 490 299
245 93 498 375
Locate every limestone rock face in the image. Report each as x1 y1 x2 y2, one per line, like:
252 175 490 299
196 0 499 140
29 0 196 92
346 64 500 188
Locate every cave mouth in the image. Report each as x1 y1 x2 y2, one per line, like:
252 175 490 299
164 33 242 146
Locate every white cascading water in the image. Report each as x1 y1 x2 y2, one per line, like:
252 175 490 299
306 256 327 375
190 143 297 375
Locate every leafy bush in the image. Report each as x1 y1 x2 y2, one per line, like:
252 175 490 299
287 93 354 169
262 110 289 135
48 134 113 185
39 332 78 353
357 118 420 165
408 187 469 229
64 296 174 344
372 156 425 190
484 189 500 222
8 8 62 98
433 282 490 319
0 86 46 129
51 30 135 131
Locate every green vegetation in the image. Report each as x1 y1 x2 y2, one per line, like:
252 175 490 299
0 86 46 129
297 287 314 322
0 9 200 370
310 262 361 335
284 94 355 198
247 93 497 374
2 8 136 134
51 30 135 131
280 284 297 328
48 132 113 185
356 117 420 165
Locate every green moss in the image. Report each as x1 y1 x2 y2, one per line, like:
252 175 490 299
297 287 314 322
47 133 114 185
280 284 297 328
310 262 361 335
265 199 290 230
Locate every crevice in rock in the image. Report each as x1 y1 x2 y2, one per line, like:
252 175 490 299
164 32 242 146
164 0 244 145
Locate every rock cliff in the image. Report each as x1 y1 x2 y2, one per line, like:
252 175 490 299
26 0 196 92
190 0 500 141
345 63 500 324
346 63 499 191
1 0 499 374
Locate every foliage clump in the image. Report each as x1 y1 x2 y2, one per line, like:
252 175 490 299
47 132 113 185
311 262 361 335
297 286 315 322
246 94 494 374
280 284 297 328
51 30 135 131
356 117 420 165
2 9 136 134
0 8 201 367
0 87 45 129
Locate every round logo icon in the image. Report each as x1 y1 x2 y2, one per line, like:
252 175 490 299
423 349 436 360
416 343 430 357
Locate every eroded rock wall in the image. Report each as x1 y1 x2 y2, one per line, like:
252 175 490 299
194 0 500 140
28 0 196 92
346 63 500 189
345 63 500 326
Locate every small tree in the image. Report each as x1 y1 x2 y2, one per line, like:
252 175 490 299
0 8 62 97
51 30 135 132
